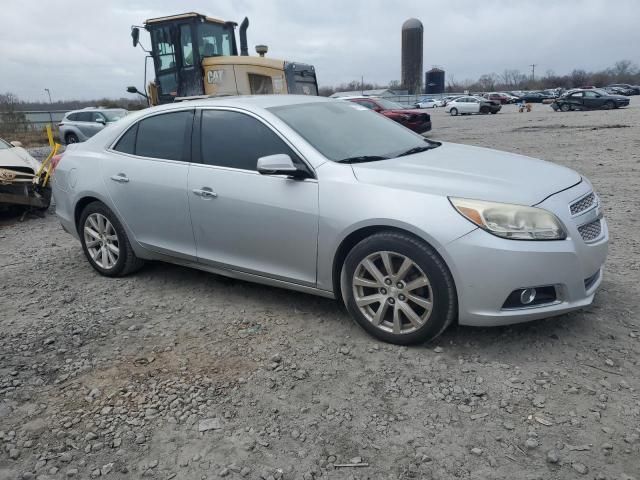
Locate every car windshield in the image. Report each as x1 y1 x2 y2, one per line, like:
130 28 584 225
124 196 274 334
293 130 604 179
592 89 608 95
269 101 438 162
373 98 406 110
0 138 11 150
103 110 127 122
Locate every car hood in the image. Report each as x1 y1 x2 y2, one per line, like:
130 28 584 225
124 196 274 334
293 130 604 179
0 147 40 173
350 142 581 206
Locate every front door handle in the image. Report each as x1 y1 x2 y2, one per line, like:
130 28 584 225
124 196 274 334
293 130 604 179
110 173 129 183
192 187 217 199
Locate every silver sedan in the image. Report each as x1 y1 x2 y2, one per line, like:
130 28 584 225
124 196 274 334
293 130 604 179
51 95 608 345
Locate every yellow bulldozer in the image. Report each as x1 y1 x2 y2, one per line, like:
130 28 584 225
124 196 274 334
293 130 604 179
129 12 319 105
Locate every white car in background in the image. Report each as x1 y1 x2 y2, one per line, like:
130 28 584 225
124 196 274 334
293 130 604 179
415 97 444 109
444 96 500 116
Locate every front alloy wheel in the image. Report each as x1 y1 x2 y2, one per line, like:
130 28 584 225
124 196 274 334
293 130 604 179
352 251 433 335
342 232 457 345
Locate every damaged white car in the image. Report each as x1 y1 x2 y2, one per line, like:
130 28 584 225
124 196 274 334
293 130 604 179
0 138 51 210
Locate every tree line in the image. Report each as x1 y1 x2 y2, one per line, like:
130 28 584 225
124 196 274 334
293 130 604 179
318 60 640 96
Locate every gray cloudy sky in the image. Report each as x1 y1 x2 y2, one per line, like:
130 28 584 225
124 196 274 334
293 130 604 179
1 0 638 101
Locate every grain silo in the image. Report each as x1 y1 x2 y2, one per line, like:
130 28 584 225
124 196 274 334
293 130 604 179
401 18 423 94
425 68 445 94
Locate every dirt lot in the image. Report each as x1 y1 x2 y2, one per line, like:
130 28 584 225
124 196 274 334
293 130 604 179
1 100 639 480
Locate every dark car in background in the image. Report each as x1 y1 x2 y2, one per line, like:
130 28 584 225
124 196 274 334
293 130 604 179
344 97 432 133
482 92 514 104
552 89 630 111
518 92 554 103
607 84 640 95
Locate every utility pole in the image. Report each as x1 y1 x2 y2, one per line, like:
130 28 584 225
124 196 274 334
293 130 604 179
361 75 364 95
529 64 536 82
44 88 53 128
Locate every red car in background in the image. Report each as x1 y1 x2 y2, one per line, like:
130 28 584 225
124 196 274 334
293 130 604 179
343 97 431 133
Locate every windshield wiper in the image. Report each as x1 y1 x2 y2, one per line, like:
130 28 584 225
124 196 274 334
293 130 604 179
396 141 441 157
335 155 389 164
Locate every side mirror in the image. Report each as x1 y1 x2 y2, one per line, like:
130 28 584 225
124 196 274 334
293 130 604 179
96 117 106 124
131 27 140 47
10 141 23 148
257 154 305 178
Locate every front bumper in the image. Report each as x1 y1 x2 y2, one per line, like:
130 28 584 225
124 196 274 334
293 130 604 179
406 120 432 133
0 182 51 208
444 181 608 327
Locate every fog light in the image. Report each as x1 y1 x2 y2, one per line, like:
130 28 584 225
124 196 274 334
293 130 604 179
520 288 537 305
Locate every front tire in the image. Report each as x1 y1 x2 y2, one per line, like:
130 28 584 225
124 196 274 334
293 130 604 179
450 108 458 116
603 101 615 110
342 232 457 345
65 132 79 144
79 201 144 277
560 103 571 112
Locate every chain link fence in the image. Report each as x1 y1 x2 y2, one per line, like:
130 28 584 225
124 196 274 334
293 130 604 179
0 110 68 144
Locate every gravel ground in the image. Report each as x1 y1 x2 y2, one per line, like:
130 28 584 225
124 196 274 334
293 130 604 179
1 100 639 480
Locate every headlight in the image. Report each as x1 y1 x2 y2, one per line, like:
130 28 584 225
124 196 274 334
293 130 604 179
449 197 567 240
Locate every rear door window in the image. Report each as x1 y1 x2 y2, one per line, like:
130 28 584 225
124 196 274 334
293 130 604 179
77 112 93 122
113 110 193 161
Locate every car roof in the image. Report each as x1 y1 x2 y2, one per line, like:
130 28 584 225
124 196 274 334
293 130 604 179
151 95 332 113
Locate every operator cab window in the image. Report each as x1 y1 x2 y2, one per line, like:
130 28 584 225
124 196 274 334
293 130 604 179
200 110 301 171
180 25 194 67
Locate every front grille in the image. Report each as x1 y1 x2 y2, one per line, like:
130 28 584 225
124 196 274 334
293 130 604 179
570 192 596 215
578 220 602 242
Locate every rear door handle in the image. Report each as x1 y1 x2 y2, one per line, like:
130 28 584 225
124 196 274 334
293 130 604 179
110 174 129 183
192 187 217 199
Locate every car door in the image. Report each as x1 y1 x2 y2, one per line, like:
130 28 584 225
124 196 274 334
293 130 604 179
103 109 197 260
582 91 602 109
566 92 584 109
76 112 98 138
188 108 319 285
467 98 481 113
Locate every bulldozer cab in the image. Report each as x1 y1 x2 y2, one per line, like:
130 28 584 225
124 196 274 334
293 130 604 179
139 12 318 105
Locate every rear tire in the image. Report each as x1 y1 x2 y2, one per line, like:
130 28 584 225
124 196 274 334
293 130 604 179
79 201 144 277
341 231 457 345
450 108 458 116
65 132 79 144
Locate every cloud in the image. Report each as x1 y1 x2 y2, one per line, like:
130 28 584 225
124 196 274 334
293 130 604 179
0 0 638 101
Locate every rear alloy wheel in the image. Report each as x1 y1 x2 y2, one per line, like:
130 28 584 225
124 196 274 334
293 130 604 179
79 201 143 277
342 232 457 345
65 132 79 144
450 108 458 116
560 103 571 112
